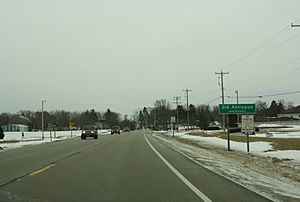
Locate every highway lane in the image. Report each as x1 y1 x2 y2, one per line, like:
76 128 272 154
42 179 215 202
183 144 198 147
0 134 120 188
0 131 271 201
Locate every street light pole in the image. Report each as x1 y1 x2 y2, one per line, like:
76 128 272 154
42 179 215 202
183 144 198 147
291 23 300 27
42 100 46 140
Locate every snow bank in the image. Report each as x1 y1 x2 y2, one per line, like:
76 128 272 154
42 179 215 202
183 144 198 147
264 150 300 161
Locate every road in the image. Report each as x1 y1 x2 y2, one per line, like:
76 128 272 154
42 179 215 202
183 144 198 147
0 131 271 202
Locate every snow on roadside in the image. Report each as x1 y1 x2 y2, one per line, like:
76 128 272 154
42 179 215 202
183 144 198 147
157 129 300 162
152 132 300 201
0 130 109 151
182 134 272 152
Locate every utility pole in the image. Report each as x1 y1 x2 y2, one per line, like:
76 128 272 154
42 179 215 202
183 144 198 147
154 108 156 130
42 99 46 140
235 90 239 125
148 107 156 130
215 70 229 129
173 96 181 131
183 89 192 130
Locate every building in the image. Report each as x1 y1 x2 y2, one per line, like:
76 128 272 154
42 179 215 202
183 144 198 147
2 124 29 132
277 105 300 120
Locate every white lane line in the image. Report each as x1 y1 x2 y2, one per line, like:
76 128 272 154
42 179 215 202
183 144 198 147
144 134 212 202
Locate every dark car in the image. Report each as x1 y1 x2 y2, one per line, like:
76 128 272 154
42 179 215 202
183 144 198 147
81 125 98 139
0 127 4 139
111 126 120 135
123 127 130 132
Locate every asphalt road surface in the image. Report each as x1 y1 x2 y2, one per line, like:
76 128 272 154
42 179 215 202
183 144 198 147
0 131 271 202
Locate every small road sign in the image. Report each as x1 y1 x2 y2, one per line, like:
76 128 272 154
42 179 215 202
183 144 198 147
171 116 176 123
241 115 254 134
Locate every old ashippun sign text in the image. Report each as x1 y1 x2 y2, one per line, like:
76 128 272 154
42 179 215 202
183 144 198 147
219 104 256 114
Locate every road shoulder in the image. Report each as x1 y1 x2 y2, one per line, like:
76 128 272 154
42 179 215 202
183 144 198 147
150 132 300 202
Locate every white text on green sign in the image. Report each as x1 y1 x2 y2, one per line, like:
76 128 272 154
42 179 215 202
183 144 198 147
219 104 256 114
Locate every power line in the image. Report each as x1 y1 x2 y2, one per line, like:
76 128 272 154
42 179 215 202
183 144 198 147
228 31 300 72
189 24 296 90
204 96 222 105
261 91 300 98
228 58 300 91
244 64 300 92
226 91 300 99
225 24 290 70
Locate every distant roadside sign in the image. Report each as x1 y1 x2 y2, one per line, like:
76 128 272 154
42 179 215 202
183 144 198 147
241 115 254 135
219 104 256 114
171 116 176 123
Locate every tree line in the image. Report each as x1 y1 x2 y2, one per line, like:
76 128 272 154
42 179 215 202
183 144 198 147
134 99 295 130
0 108 135 131
0 99 295 131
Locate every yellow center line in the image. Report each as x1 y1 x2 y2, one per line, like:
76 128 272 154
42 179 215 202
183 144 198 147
30 164 55 176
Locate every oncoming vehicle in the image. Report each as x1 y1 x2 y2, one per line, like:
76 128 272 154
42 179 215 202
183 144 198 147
111 126 120 135
81 125 98 139
123 126 130 132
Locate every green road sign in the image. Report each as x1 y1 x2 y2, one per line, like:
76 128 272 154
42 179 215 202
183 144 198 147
219 104 256 114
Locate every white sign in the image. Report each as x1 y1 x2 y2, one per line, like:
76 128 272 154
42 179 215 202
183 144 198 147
241 115 254 134
171 116 176 123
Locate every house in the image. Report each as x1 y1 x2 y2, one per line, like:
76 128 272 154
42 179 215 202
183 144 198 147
2 115 31 132
2 124 29 132
277 105 300 120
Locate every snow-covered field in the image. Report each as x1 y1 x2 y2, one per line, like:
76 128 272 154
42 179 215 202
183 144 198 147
0 130 110 151
158 124 300 161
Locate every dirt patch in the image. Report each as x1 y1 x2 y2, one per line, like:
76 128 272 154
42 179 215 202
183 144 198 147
0 140 19 144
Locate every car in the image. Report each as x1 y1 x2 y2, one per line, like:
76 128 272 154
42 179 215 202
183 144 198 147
111 126 120 134
123 127 130 132
81 125 98 139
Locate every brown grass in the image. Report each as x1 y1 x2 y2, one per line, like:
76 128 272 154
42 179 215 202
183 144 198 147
188 131 300 150
0 140 20 144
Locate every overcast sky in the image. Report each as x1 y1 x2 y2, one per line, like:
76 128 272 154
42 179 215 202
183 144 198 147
1 0 300 117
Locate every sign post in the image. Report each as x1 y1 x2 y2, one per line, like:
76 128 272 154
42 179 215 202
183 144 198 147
242 115 254 152
219 104 256 151
171 116 176 137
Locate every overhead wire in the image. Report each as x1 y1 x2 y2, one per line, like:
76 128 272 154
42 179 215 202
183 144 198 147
228 30 300 72
204 96 222 105
185 23 296 103
225 25 290 71
229 57 300 90
244 64 300 92
226 91 300 99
